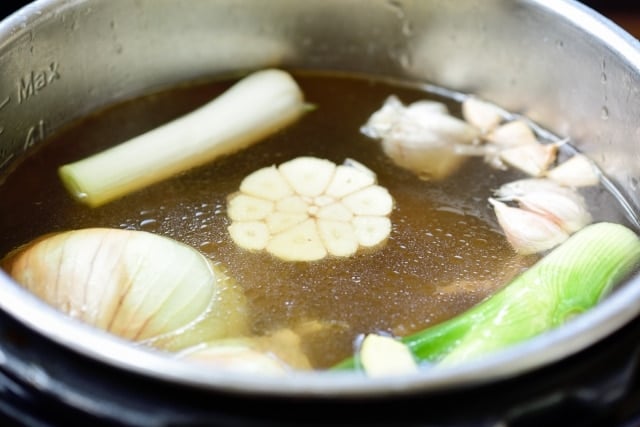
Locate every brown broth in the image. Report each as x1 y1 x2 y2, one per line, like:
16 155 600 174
0 71 628 369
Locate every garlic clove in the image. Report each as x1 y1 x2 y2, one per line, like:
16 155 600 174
278 156 336 198
359 95 405 139
181 343 289 376
359 334 418 377
495 178 571 199
462 97 504 132
276 195 310 214
325 163 376 198
227 221 270 250
317 220 359 257
316 202 354 222
362 95 480 180
342 186 393 216
485 120 538 147
509 190 592 234
353 216 392 247
226 194 274 221
265 212 308 234
545 153 600 187
267 218 328 262
498 142 558 177
489 198 570 255
239 165 294 201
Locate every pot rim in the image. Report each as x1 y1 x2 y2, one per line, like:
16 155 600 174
0 0 639 397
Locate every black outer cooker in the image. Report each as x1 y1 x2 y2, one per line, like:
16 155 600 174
2 1 640 426
1 297 640 427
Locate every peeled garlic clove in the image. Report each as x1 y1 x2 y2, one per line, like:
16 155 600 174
276 195 309 213
462 97 504 132
406 100 450 117
353 216 392 247
227 156 393 261
267 219 327 261
180 343 289 376
316 202 353 222
2 228 248 344
325 163 375 198
265 212 307 234
226 194 274 221
318 220 359 257
485 120 538 147
489 198 569 255
239 165 294 201
278 156 336 197
545 153 600 187
499 142 558 177
359 334 418 377
342 186 393 216
380 132 470 180
228 221 270 250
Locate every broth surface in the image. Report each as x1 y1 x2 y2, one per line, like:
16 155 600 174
0 72 630 368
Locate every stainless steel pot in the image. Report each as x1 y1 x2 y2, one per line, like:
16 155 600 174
0 0 639 424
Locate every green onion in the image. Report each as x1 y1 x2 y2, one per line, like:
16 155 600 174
334 222 640 371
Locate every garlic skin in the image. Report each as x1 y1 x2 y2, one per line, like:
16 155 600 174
490 178 593 254
227 156 393 262
361 95 480 180
1 228 248 347
489 198 570 255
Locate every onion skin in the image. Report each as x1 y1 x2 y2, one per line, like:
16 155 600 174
1 228 248 349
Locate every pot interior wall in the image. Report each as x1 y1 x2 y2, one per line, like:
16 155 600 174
0 0 638 213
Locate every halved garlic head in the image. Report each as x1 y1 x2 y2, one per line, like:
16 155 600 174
227 156 394 261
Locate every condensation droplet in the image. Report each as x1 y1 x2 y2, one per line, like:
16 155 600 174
601 106 609 120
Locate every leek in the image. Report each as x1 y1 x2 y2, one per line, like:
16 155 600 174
58 69 307 208
334 222 640 371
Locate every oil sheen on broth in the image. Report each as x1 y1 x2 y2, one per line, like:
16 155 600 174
0 72 628 369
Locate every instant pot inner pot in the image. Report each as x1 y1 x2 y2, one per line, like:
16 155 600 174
1 0 640 424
